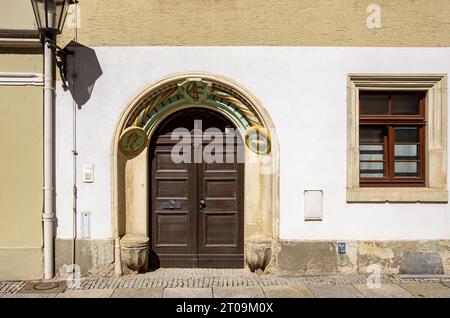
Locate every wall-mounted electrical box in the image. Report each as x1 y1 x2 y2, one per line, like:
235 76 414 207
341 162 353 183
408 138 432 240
304 190 323 221
82 163 94 183
80 212 91 238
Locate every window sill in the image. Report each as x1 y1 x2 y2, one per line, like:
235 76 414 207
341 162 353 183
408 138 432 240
347 187 448 203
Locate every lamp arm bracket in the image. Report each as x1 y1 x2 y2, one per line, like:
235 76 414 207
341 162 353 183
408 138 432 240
49 44 74 90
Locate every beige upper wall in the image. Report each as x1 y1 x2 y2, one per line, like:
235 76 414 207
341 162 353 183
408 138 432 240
59 0 450 47
0 86 43 248
0 0 36 30
0 54 42 73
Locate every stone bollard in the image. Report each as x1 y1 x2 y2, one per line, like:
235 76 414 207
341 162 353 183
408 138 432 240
244 234 272 273
120 234 149 275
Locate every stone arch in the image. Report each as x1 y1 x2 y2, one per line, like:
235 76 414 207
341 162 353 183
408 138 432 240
111 72 279 274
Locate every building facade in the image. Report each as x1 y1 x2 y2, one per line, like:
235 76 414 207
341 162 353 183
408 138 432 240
1 0 449 279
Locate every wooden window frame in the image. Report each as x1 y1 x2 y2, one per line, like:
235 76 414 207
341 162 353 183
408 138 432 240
359 92 426 187
347 74 448 203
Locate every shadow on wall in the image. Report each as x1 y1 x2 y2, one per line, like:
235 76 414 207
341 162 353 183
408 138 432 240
65 41 103 108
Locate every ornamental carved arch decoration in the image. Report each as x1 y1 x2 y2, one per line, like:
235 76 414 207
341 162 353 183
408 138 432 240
111 72 280 275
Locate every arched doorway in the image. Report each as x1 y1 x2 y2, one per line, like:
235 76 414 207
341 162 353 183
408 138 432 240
149 108 244 268
112 73 279 275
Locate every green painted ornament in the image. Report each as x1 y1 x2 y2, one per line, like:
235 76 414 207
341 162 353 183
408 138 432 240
119 126 148 156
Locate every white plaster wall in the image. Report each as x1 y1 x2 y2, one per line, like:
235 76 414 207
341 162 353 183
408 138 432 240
55 47 450 240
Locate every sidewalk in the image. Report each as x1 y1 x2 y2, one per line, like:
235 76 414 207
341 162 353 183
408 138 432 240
1 269 450 298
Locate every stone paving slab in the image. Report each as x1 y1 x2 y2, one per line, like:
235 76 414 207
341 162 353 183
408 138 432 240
441 281 450 288
213 286 265 298
18 281 66 294
112 288 163 298
399 283 450 298
262 285 314 298
353 284 414 298
308 284 365 298
0 281 27 294
56 289 114 298
163 288 213 298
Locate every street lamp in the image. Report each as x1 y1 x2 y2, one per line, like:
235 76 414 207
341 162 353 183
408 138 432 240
32 0 73 88
31 0 71 34
31 0 73 279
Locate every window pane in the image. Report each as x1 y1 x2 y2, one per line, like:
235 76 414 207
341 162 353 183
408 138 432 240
360 153 383 160
360 126 385 143
360 172 384 178
395 127 419 143
360 94 389 115
360 144 384 160
360 162 384 178
391 94 421 115
360 162 384 170
395 144 419 160
360 145 383 151
360 126 385 178
395 162 419 177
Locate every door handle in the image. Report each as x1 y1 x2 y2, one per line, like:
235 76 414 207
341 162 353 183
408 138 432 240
199 199 206 209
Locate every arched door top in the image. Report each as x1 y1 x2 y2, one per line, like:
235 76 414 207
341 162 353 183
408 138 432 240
117 74 273 157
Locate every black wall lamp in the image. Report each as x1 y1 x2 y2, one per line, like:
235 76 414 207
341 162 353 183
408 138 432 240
31 0 75 89
54 43 72 89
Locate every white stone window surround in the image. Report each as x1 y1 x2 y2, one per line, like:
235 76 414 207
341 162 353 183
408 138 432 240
347 74 448 203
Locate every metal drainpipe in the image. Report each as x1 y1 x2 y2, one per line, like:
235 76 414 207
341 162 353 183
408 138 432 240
71 3 79 274
72 78 77 271
43 33 55 280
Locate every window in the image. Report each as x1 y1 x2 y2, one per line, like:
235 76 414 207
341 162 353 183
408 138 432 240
359 91 426 187
347 74 448 203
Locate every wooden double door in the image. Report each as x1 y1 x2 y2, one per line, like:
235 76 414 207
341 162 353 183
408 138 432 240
149 109 244 268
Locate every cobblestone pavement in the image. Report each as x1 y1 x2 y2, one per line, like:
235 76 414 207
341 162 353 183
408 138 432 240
1 269 450 298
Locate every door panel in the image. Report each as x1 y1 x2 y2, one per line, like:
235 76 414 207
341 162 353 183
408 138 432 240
197 141 244 268
156 213 188 246
156 178 188 198
204 214 238 245
151 134 198 268
205 179 237 198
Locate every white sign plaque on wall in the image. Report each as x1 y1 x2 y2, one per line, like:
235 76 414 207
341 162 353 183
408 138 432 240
82 163 94 183
304 190 323 221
